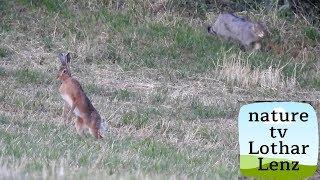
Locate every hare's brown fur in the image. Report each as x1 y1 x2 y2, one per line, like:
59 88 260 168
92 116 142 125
58 53 103 139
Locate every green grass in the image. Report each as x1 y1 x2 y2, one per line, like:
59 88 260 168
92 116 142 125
42 36 54 51
112 18 226 75
112 89 136 101
0 48 9 58
196 127 218 142
191 101 228 119
18 0 70 16
85 84 109 96
0 115 236 178
151 90 167 105
0 66 6 76
0 0 7 11
0 115 9 125
121 109 151 129
309 78 320 91
14 68 43 84
108 12 133 32
304 26 320 43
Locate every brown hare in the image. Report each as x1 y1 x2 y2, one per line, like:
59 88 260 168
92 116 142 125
57 53 105 139
208 13 267 50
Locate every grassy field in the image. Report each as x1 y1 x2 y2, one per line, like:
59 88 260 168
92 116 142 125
0 0 319 179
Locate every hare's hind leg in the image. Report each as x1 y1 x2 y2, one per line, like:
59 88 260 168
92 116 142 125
87 113 103 139
89 123 103 139
89 127 102 139
75 117 85 136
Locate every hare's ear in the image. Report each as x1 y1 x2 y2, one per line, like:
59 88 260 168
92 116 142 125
66 52 71 64
58 53 71 65
58 53 66 65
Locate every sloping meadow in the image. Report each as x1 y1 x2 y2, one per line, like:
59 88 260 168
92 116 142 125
0 0 319 179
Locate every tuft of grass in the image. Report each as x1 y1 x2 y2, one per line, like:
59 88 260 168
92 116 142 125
14 96 28 109
121 110 150 129
108 12 133 32
0 20 11 32
151 88 168 105
152 92 167 104
191 101 228 119
120 107 161 129
144 23 171 39
18 0 70 16
0 67 6 76
0 115 9 125
168 0 208 19
85 84 108 96
0 0 7 11
309 78 320 91
196 127 218 142
24 162 43 172
0 48 9 58
277 6 294 20
14 68 43 84
112 89 135 101
102 44 121 64
304 26 320 42
42 36 53 51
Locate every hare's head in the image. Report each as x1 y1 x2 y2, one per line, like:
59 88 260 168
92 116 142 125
252 23 267 38
57 53 71 80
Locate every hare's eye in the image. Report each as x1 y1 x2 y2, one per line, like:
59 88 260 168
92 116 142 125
62 69 67 74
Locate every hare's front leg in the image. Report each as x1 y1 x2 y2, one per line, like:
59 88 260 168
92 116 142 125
62 102 69 120
75 117 85 136
66 103 76 121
